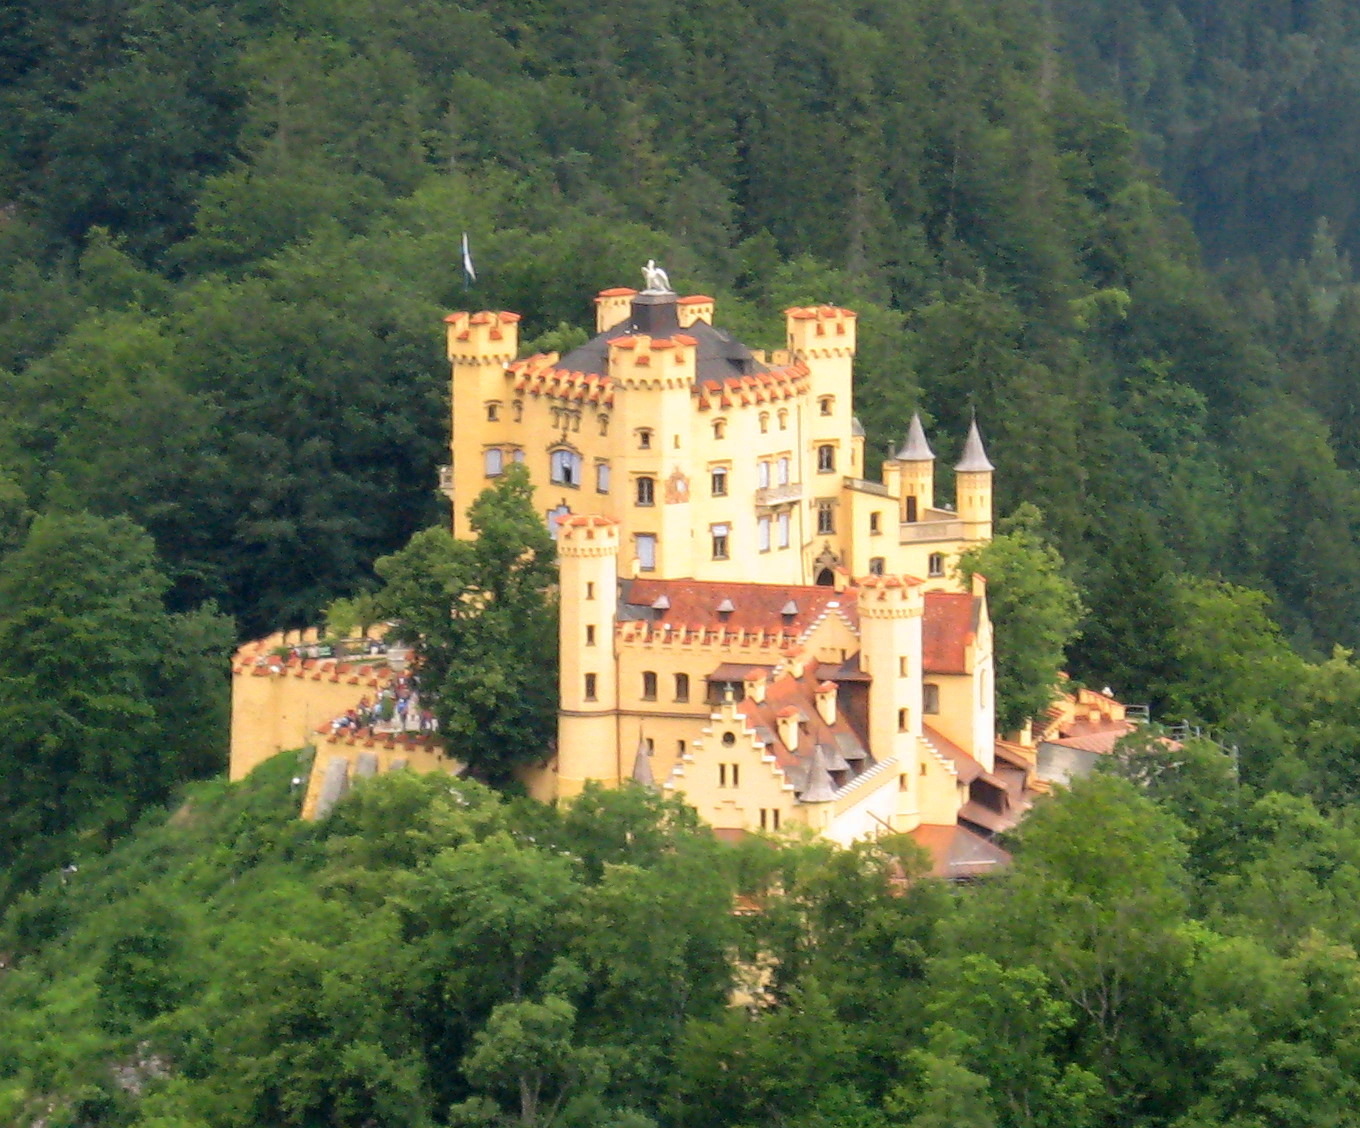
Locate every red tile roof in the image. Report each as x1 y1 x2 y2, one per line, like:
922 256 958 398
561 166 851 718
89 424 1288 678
736 664 871 784
923 591 974 674
910 824 1011 879
621 578 856 639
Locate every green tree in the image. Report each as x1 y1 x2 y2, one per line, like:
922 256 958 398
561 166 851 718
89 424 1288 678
376 465 557 782
958 503 1082 732
0 512 231 901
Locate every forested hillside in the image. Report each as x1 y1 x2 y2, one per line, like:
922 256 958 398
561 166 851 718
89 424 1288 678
11 5 1360 1124
8 744 1360 1128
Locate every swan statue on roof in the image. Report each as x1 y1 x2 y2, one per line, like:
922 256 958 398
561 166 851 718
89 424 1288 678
642 259 672 294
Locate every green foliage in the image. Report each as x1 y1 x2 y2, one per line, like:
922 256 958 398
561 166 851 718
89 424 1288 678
958 504 1083 731
0 511 231 903
375 465 558 781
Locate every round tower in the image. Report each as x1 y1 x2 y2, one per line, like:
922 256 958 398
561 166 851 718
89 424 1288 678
856 575 925 827
894 412 936 523
556 515 621 797
954 418 994 542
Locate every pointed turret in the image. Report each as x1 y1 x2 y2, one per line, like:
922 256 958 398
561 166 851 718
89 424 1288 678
954 417 994 472
954 417 994 541
888 412 936 521
632 737 655 789
895 413 935 462
799 743 836 804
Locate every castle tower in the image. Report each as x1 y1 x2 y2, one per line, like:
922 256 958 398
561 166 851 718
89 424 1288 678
856 575 925 826
894 413 936 523
786 305 858 518
605 292 699 578
954 418 994 542
556 514 621 797
446 310 521 538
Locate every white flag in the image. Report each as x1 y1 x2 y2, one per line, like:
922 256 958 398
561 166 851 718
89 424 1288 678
461 232 476 285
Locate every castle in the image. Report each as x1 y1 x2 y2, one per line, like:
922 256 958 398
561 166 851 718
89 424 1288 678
230 273 1034 873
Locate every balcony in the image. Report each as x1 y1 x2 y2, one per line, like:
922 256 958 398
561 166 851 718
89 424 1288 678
754 482 803 507
898 518 966 544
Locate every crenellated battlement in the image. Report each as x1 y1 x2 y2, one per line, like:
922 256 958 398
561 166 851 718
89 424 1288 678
444 310 521 364
785 305 858 359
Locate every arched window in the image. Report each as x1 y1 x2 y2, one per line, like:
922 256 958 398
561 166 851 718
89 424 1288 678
512 449 525 463
674 673 690 702
713 419 727 439
778 410 788 430
550 449 581 486
484 448 504 477
819 396 834 416
636 476 655 506
759 412 769 433
642 671 658 700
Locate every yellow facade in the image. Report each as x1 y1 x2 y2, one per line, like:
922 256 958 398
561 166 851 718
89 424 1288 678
230 277 1025 863
442 288 991 590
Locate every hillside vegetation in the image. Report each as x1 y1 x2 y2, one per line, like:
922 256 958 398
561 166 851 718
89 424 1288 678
8 751 1360 1128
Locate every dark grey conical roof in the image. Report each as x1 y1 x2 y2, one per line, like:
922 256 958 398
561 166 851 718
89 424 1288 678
894 412 935 462
954 418 994 472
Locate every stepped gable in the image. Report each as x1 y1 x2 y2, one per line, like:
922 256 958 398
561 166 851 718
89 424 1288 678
922 590 975 675
736 662 872 797
620 578 857 639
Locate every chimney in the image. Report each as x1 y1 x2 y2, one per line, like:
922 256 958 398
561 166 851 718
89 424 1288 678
776 706 801 752
815 681 837 725
745 669 767 705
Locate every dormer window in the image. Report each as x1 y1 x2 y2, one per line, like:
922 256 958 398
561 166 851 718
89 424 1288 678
637 428 653 450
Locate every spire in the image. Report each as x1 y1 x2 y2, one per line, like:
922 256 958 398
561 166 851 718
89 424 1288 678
799 744 836 803
954 417 994 472
895 413 935 462
632 737 655 789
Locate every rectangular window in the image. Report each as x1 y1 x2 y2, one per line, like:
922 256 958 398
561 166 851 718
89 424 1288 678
758 515 771 552
870 511 881 535
637 534 657 571
484 448 504 477
637 429 652 449
906 496 919 523
596 462 610 493
899 656 909 677
777 457 790 486
757 461 770 488
550 449 581 486
777 511 790 549
924 683 940 714
675 673 690 702
711 523 730 560
586 582 595 600
732 763 740 787
898 708 909 732
636 476 655 506
869 556 885 575
584 673 597 701
486 402 500 421
817 503 835 535
586 625 596 646
711 466 728 496
817 444 835 473
928 553 945 577
719 763 727 788
642 671 658 700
